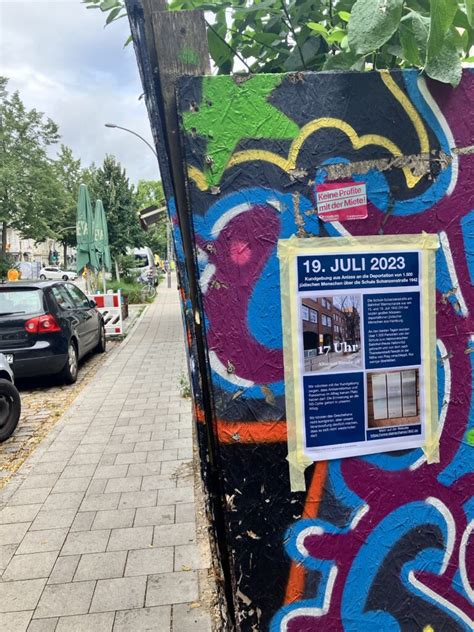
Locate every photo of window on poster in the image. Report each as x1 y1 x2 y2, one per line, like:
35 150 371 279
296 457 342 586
366 368 422 442
300 294 362 374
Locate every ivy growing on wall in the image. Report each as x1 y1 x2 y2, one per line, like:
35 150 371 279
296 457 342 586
84 0 474 86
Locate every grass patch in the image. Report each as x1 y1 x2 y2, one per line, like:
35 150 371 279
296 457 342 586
179 372 191 398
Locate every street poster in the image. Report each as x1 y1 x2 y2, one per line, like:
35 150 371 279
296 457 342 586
278 235 439 468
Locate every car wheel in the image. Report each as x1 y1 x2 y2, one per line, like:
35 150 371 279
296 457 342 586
40 274 46 280
62 275 68 281
96 323 106 353
60 341 78 385
0 379 21 443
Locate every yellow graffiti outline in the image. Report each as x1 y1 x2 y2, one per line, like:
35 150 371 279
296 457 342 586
189 71 429 191
379 70 429 155
187 165 208 191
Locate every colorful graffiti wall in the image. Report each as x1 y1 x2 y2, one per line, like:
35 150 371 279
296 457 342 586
175 69 474 631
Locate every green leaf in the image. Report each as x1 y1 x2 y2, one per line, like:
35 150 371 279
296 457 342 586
327 29 347 45
465 0 474 26
307 22 328 36
233 1 281 15
426 0 458 61
106 6 122 24
338 11 351 23
99 0 120 11
348 0 404 55
399 23 421 65
425 31 462 86
340 35 349 51
207 27 233 71
399 11 430 66
452 8 471 29
323 51 365 70
250 32 279 45
452 26 469 50
283 36 322 71
123 34 133 48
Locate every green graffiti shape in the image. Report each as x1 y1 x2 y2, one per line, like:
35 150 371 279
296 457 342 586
466 428 474 446
183 74 300 187
179 46 200 66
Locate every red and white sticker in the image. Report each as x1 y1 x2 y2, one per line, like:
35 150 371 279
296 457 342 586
316 181 368 222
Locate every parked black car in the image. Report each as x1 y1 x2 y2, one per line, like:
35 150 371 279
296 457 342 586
0 281 106 384
0 352 21 442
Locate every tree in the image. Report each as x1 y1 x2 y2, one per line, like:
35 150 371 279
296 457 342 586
134 179 168 258
89 155 143 262
84 0 473 86
52 145 83 267
135 179 165 210
0 77 66 254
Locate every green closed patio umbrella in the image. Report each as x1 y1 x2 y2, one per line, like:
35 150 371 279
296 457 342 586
94 199 112 272
94 199 112 293
76 184 100 277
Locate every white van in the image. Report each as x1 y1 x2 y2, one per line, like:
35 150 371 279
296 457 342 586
130 247 157 285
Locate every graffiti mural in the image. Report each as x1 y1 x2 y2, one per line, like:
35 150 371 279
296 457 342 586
176 69 474 631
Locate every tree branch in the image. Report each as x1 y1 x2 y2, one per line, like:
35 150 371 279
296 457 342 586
280 0 306 69
205 21 253 73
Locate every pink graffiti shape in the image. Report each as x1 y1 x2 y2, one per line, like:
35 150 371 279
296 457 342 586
230 240 252 265
203 204 283 384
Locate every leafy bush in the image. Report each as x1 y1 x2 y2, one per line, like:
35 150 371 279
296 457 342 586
115 254 137 283
107 280 148 304
84 0 474 87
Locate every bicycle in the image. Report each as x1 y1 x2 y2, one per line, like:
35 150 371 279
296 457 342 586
140 277 157 302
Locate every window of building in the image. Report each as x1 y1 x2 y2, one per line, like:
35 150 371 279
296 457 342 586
309 309 318 323
372 370 418 420
321 298 327 308
302 305 309 321
327 316 332 327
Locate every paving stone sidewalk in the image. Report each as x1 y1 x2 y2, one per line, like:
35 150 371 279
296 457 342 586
0 280 213 632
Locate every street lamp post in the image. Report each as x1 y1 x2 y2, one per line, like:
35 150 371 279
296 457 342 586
104 123 172 288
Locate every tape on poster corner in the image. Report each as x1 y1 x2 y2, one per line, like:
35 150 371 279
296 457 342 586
279 236 313 492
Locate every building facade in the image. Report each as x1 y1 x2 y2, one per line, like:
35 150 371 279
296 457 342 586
2 227 76 268
301 297 359 354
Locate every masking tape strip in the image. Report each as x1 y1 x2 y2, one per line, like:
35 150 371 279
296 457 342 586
278 233 440 492
423 243 440 463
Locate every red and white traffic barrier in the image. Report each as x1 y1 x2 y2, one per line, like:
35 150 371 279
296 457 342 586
88 291 123 336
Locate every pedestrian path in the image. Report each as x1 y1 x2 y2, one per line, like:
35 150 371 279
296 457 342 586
0 280 213 632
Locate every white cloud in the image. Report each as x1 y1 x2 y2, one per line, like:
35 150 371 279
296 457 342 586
1 0 160 185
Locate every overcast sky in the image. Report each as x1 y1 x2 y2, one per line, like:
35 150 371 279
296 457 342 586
1 0 160 185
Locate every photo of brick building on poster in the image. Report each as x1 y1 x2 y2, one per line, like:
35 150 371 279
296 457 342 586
301 294 362 373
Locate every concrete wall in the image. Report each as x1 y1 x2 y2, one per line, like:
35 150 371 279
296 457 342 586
176 69 474 631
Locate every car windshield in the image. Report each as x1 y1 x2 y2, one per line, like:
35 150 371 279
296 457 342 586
134 255 148 268
0 289 44 315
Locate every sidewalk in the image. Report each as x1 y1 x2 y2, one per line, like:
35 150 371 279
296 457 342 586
0 281 213 632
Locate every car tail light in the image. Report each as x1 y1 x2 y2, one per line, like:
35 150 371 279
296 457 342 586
25 314 61 334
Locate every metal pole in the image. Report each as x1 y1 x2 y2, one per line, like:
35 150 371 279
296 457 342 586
104 124 158 159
